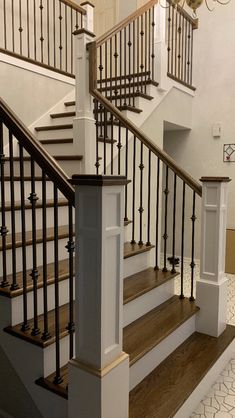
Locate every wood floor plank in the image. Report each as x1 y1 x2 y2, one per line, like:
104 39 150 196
129 325 235 418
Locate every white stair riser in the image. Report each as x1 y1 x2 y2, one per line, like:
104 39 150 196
10 277 74 325
35 128 73 141
57 160 82 177
1 237 70 276
44 335 75 376
123 279 175 327
124 251 151 278
5 206 69 234
129 315 197 390
49 115 75 125
41 142 74 156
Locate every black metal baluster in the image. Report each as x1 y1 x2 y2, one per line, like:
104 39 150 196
190 24 194 86
154 158 160 270
131 136 136 244
128 24 132 106
180 181 186 299
12 0 15 52
124 128 129 222
94 99 100 174
105 41 108 98
26 0 30 58
0 121 9 288
187 20 190 85
40 0 44 63
66 204 75 359
138 142 144 246
148 9 151 80
162 166 169 272
41 172 50 341
47 0 50 65
19 144 29 331
59 0 63 70
33 0 37 60
117 121 122 175
174 6 178 78
177 12 181 80
167 7 171 73
53 185 63 384
65 5 68 72
171 173 177 274
171 5 174 76
99 45 103 91
124 27 127 105
190 191 196 301
53 0 56 67
146 150 151 246
133 21 136 107
151 7 155 81
114 36 118 107
9 132 19 291
144 12 148 93
71 8 73 73
140 15 144 93
181 16 185 82
119 31 123 108
29 159 40 336
103 108 107 174
19 0 23 55
111 113 114 175
137 18 140 93
110 38 113 100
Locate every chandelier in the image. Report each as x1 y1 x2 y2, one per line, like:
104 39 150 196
165 0 232 16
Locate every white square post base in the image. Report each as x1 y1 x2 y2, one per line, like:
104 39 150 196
68 353 129 418
196 278 228 337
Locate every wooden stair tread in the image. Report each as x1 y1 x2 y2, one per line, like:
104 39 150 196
35 124 73 132
0 258 74 298
124 242 154 259
123 268 179 305
40 138 73 145
0 224 75 251
50 112 75 119
129 325 235 418
35 296 199 399
5 302 74 348
3 198 68 212
123 296 199 366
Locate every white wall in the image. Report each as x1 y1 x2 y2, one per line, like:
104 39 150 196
0 57 74 126
164 1 235 228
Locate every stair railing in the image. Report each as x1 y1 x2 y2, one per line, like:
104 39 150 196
166 0 198 89
88 0 202 301
0 0 86 77
0 97 75 384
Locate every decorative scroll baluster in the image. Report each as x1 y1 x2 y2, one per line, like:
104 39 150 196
151 7 155 81
124 128 129 222
59 1 63 70
29 159 40 336
19 0 23 55
40 0 44 63
140 15 144 93
0 122 8 288
190 191 196 301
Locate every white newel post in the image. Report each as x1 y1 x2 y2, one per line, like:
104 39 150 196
68 175 130 418
154 1 168 91
80 1 95 32
73 4 96 174
196 177 231 338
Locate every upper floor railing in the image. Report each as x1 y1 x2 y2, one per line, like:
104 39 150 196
166 0 198 89
0 0 86 76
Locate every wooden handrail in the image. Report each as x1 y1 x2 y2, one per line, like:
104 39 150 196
93 88 202 196
0 97 75 205
60 0 87 14
96 0 158 47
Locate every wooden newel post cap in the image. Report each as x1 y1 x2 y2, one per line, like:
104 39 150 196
70 175 130 187
80 1 95 7
200 177 231 183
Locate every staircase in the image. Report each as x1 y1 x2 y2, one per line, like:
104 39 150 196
0 1 234 418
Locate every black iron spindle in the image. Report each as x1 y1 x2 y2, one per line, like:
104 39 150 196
41 171 50 341
0 121 9 288
154 158 160 270
171 173 177 274
131 136 136 244
180 181 186 299
138 142 144 246
162 165 169 272
190 191 196 301
9 131 18 291
146 150 151 246
40 0 44 63
124 128 129 221
66 204 75 360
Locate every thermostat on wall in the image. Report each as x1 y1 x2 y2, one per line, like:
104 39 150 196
212 123 222 138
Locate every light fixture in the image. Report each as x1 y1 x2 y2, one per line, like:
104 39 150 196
162 0 232 17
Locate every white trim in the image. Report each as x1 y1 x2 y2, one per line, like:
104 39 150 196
0 52 75 86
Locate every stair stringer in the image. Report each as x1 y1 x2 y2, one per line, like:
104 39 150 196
0 297 68 418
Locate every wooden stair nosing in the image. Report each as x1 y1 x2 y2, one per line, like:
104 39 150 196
123 268 179 305
36 296 198 400
50 112 75 119
95 104 142 114
34 124 73 132
97 70 151 85
4 302 74 348
3 198 68 213
124 242 154 259
129 325 235 418
39 138 73 145
0 258 74 298
0 225 75 252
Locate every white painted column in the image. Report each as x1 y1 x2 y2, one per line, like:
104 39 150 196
196 177 231 338
68 175 130 418
154 1 168 90
80 1 95 32
73 28 96 174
